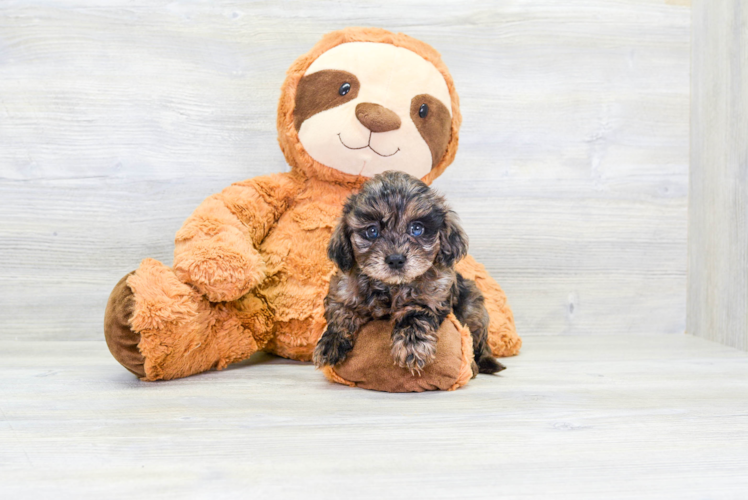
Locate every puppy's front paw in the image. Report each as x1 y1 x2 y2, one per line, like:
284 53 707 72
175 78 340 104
313 329 353 368
391 328 437 375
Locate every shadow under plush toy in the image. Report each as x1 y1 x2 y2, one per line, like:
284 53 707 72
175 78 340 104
104 27 521 391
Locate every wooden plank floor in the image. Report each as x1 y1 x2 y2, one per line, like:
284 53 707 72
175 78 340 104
1 335 747 499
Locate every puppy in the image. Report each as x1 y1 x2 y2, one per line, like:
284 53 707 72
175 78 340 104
313 171 505 375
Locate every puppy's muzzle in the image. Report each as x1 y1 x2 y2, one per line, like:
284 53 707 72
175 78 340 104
385 253 406 270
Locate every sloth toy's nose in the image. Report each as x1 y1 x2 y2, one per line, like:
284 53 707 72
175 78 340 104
385 253 406 270
355 103 401 133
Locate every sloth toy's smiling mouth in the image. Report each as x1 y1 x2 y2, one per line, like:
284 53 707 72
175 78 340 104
338 132 400 158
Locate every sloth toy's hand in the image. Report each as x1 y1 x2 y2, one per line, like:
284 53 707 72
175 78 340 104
171 173 303 303
174 224 266 303
174 239 265 303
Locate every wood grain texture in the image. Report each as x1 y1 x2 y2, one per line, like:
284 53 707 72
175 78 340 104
1 335 747 498
0 1 690 340
689 1 748 351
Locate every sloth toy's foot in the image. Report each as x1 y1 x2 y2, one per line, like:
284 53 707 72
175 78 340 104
104 258 261 381
104 271 145 378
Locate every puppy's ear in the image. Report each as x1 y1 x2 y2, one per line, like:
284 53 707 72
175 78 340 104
436 211 468 267
328 218 355 272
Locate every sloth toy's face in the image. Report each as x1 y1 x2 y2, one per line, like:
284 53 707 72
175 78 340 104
294 42 453 179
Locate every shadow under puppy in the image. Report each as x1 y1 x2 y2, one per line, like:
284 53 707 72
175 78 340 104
314 171 505 376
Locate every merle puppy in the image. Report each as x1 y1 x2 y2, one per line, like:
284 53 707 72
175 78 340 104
313 171 505 375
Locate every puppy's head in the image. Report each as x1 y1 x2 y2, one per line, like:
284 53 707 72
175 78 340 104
328 171 468 284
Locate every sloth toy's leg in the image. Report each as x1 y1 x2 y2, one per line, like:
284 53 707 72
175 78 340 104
104 258 267 381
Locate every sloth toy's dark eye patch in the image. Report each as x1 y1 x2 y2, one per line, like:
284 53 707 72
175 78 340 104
294 70 360 131
410 94 451 168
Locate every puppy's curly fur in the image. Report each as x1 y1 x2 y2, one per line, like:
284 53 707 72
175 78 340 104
313 171 505 375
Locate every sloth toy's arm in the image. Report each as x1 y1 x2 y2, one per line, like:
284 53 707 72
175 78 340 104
173 172 304 302
455 254 522 357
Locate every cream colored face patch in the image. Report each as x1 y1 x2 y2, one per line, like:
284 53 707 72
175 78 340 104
296 42 452 179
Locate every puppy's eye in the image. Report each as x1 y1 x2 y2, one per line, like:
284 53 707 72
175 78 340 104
418 103 429 118
339 82 351 96
364 225 379 240
409 222 424 237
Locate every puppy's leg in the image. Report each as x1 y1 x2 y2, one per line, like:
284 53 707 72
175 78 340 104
313 306 369 368
454 274 506 374
313 285 370 368
391 307 443 374
314 324 354 368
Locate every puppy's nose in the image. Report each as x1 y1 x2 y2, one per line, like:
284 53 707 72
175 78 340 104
355 103 401 133
385 253 406 270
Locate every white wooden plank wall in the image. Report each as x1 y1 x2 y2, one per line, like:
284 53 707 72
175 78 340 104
689 0 748 351
0 1 690 340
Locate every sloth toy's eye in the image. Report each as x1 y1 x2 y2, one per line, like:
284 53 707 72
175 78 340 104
339 82 351 96
409 222 424 237
365 225 379 240
418 103 429 118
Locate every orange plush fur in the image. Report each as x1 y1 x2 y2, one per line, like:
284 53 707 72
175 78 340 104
115 27 521 381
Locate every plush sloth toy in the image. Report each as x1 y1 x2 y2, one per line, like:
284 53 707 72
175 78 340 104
104 27 521 392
